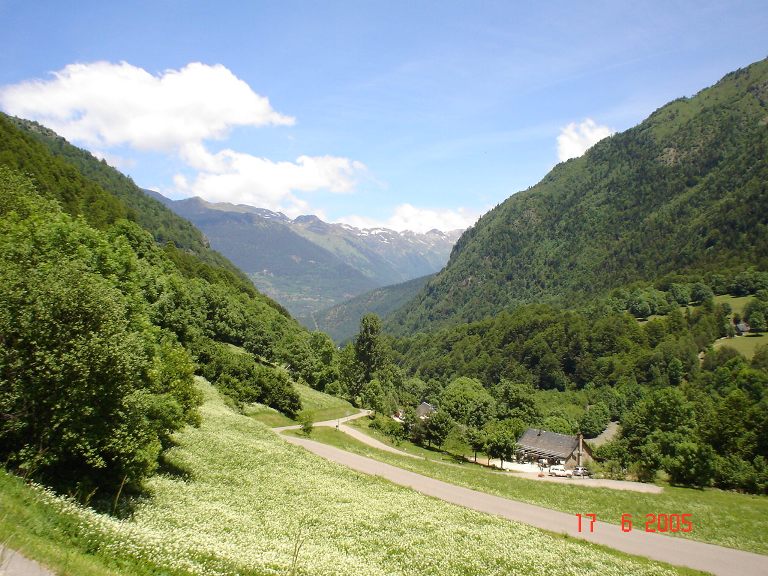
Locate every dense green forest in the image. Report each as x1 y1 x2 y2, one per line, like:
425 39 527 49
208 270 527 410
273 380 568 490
342 272 768 492
387 58 768 335
306 274 434 343
2 56 768 509
0 114 267 301
0 118 337 501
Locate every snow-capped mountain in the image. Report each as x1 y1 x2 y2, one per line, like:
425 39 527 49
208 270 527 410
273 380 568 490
145 192 461 319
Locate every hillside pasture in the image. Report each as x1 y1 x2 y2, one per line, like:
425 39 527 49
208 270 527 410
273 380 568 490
0 379 700 576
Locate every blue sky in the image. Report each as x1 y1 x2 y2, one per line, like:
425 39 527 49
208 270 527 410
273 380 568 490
1 1 766 232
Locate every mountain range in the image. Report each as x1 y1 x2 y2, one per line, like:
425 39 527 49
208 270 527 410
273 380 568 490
147 192 461 319
386 57 768 335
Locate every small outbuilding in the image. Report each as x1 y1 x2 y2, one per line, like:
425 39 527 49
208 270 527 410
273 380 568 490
416 401 436 420
516 428 592 468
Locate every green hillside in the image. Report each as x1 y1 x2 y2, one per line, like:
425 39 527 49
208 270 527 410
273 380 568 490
0 379 696 576
2 114 265 301
387 58 768 335
307 274 434 343
0 118 338 499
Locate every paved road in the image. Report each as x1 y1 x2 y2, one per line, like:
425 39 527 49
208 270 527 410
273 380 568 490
284 435 768 576
272 409 370 432
275 410 423 458
0 547 54 576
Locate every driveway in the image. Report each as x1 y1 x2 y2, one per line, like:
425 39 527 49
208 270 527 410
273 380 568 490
485 460 663 493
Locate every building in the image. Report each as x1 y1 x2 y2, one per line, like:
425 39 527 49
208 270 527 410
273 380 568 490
516 428 593 468
416 401 436 420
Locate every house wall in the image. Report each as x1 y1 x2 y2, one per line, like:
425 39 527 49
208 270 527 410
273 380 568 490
565 446 594 468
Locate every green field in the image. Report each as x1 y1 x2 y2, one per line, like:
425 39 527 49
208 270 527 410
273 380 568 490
246 382 357 427
714 334 768 359
294 383 358 421
0 380 703 576
308 421 768 555
713 294 754 316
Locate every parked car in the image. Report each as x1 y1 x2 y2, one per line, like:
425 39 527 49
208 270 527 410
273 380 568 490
548 465 573 477
572 466 591 477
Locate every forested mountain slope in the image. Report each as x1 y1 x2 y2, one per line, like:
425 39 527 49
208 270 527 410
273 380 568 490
152 192 460 318
387 58 768 335
306 274 434 343
151 195 378 316
1 114 263 300
0 117 338 498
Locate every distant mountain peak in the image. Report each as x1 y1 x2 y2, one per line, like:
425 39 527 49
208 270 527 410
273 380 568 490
148 191 462 319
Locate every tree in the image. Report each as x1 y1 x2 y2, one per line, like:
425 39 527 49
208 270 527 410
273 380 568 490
691 282 714 304
424 410 454 449
483 419 524 468
465 427 487 462
494 379 541 424
354 313 386 384
750 311 766 334
439 377 496 428
667 357 684 386
578 402 610 438
752 345 768 371
338 342 363 404
664 441 715 487
298 413 314 437
360 379 386 415
632 441 663 483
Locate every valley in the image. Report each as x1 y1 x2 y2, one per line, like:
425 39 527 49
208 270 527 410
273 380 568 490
150 193 460 319
0 14 767 576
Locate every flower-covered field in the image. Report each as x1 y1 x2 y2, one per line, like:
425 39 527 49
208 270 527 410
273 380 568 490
32 380 691 576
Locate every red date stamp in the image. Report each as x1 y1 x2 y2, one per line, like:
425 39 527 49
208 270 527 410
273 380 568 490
577 513 693 533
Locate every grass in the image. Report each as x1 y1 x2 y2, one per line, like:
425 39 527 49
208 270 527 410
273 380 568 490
293 382 357 422
312 420 768 555
0 379 705 576
713 294 753 316
243 403 296 427
714 333 768 359
0 472 187 576
246 382 357 427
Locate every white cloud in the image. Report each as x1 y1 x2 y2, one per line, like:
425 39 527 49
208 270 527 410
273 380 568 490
90 149 136 170
0 61 369 213
338 203 479 234
557 118 614 162
0 61 294 151
173 143 366 216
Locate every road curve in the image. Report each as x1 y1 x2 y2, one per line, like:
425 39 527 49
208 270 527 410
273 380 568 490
275 410 423 458
283 435 768 576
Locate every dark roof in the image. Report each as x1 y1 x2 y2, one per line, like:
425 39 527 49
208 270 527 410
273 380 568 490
517 428 579 459
416 402 436 418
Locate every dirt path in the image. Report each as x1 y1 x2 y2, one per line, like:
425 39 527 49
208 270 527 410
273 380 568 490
272 408 371 432
283 435 767 576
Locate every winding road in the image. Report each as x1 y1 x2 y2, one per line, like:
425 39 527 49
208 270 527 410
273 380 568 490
279 411 768 576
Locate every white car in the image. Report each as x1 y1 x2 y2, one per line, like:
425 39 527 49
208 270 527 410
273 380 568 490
548 465 573 477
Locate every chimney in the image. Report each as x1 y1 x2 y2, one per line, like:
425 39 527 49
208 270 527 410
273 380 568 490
577 433 583 467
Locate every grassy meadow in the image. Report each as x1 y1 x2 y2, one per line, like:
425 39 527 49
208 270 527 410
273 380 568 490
713 333 768 359
0 379 703 576
315 419 768 555
246 382 357 427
